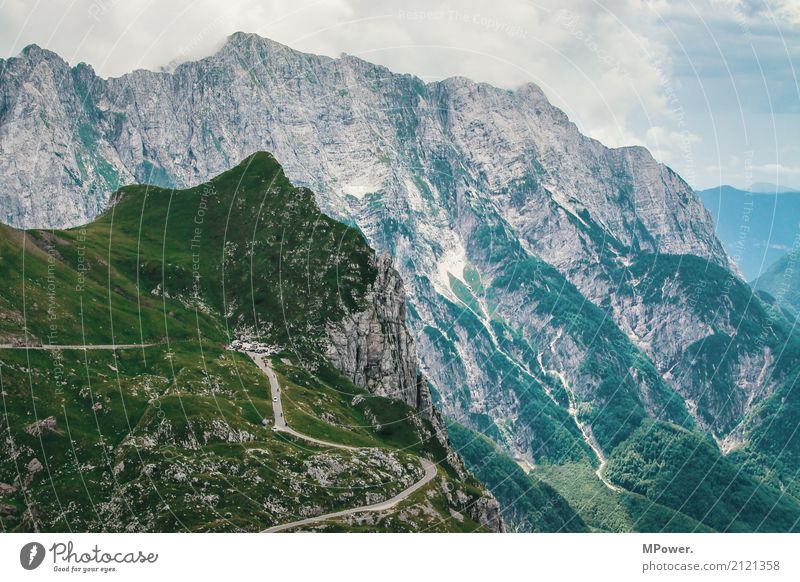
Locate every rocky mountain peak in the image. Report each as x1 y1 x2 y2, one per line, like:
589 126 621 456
18 43 65 65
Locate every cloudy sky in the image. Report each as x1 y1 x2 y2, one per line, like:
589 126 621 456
1 0 797 190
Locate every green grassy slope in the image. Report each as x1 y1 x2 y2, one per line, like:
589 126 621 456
0 152 492 532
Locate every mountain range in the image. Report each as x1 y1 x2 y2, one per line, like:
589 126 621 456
698 185 800 282
2 33 800 531
749 183 800 194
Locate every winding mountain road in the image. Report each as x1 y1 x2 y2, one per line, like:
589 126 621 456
245 352 438 532
263 458 436 533
248 353 358 451
0 343 155 350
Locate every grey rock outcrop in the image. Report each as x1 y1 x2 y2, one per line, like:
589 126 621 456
325 252 426 412
471 494 505 533
24 416 57 437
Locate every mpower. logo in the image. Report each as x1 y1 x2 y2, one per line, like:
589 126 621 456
20 542 46 570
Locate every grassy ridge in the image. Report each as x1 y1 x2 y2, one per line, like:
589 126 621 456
0 153 492 532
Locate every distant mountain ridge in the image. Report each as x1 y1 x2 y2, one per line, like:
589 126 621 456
698 185 800 281
750 182 799 194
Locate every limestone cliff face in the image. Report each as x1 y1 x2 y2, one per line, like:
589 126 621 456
325 252 430 416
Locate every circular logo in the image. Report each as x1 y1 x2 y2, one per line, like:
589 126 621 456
20 542 46 570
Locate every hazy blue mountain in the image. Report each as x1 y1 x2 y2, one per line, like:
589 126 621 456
698 185 800 280
750 182 799 194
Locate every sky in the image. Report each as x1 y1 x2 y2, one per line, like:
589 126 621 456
1 0 798 191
